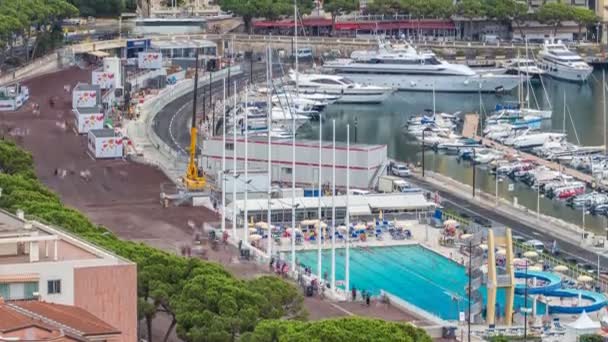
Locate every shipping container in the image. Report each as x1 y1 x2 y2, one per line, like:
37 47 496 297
73 106 104 134
87 129 124 159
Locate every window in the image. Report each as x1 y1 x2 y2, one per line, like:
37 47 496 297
0 282 39 300
283 167 292 175
225 142 234 151
47 280 61 294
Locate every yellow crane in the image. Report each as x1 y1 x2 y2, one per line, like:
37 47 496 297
183 51 206 191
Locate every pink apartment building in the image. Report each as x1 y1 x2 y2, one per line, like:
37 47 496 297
0 209 137 342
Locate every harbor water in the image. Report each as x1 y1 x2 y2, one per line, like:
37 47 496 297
297 71 608 235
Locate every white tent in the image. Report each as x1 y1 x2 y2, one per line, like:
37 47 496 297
566 311 600 339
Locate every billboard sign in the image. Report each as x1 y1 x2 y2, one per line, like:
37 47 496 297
73 89 98 108
92 71 116 89
138 52 162 69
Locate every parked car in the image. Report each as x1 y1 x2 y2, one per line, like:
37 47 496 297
391 163 411 177
523 239 545 254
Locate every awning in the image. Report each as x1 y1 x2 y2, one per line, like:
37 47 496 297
88 50 110 58
350 205 372 216
0 273 40 283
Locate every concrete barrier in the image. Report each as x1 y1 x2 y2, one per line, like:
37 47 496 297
0 52 60 86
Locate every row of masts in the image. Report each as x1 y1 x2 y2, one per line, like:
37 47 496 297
218 0 353 295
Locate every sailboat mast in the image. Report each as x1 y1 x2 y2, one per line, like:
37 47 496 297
602 69 607 154
294 0 299 95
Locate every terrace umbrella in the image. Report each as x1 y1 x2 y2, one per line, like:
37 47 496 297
444 219 459 227
255 221 269 229
460 233 473 240
286 227 302 235
496 249 506 256
577 275 593 283
355 223 366 230
479 243 488 250
553 265 569 272
337 225 348 232
528 265 543 271
248 227 257 233
301 219 317 226
523 251 539 258
249 234 262 241
315 221 328 229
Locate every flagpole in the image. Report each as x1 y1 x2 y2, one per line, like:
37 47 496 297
331 119 336 291
232 81 237 241
317 112 323 282
345 124 350 298
221 77 226 233
291 83 296 272
244 85 249 245
267 46 273 258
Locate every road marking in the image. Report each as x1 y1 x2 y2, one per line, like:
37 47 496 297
168 100 190 155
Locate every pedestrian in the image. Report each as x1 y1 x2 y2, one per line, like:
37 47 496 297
366 293 371 306
351 286 357 301
238 240 242 251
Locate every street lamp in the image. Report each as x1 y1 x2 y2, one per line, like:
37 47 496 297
472 148 476 198
421 127 432 178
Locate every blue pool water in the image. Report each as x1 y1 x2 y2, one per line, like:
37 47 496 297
296 244 544 320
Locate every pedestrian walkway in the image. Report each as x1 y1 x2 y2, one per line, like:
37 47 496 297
462 113 479 138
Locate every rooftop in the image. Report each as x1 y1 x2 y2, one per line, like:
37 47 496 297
89 128 119 138
73 105 103 114
230 192 435 216
73 83 100 92
0 209 132 266
151 39 216 50
209 136 386 153
0 300 120 340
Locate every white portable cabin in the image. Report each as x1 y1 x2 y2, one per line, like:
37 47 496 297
73 106 104 134
92 57 122 90
87 129 124 159
72 83 101 109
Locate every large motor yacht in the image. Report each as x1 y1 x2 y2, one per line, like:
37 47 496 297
322 40 523 93
538 40 593 82
288 71 394 103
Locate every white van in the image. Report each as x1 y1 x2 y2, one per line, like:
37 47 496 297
483 34 499 44
523 239 545 254
296 47 313 59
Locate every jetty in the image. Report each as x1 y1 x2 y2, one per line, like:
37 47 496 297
462 113 608 189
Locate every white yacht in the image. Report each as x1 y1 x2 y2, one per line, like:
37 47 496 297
538 40 592 82
502 58 545 79
288 71 393 103
511 131 567 149
322 40 523 93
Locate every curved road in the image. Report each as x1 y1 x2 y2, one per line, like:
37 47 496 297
153 62 277 155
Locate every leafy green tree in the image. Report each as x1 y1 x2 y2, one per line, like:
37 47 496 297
67 0 124 17
323 0 358 33
572 6 598 41
365 0 403 15
580 334 604 342
0 140 308 342
536 2 575 37
242 317 433 342
456 0 486 40
511 1 530 40
219 0 313 33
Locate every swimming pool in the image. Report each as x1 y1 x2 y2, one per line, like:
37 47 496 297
296 244 544 320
